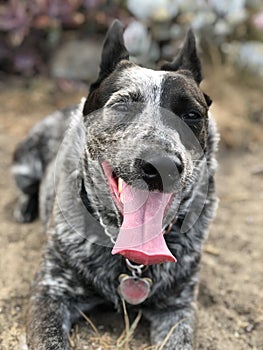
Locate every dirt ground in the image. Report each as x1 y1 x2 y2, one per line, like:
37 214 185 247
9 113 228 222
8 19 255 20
0 65 263 350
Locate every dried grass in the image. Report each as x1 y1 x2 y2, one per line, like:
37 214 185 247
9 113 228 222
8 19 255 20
68 304 188 350
70 301 146 350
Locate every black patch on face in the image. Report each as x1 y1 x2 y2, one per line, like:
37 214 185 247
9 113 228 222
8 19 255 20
160 73 209 149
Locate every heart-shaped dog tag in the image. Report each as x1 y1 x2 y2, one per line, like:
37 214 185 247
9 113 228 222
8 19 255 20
118 274 152 305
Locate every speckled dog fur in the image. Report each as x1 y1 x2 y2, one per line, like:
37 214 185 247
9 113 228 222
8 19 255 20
12 20 218 350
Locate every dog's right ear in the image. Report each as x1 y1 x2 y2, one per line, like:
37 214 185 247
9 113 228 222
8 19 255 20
90 20 129 94
83 20 129 116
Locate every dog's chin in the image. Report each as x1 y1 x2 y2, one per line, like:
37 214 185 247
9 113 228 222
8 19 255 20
101 161 177 265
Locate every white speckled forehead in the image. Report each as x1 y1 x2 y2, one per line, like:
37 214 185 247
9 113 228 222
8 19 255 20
108 65 168 106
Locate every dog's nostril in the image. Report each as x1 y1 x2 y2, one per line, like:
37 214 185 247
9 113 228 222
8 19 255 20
142 156 183 178
140 156 183 191
142 162 159 179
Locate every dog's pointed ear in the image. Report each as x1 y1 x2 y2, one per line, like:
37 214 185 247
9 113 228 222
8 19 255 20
83 20 129 115
90 20 129 93
161 29 202 84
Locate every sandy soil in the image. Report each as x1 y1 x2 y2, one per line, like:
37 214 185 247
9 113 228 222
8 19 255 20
0 68 262 350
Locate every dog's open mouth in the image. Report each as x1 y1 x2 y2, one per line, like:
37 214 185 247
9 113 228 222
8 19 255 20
102 162 177 265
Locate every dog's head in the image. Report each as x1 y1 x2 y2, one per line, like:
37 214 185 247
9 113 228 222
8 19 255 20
81 20 212 265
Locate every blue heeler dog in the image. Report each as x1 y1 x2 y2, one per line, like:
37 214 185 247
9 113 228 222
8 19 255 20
12 20 218 350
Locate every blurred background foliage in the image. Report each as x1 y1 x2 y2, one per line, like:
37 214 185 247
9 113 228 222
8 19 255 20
0 0 262 83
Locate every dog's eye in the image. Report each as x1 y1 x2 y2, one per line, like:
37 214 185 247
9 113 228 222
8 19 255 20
112 103 130 112
181 111 202 122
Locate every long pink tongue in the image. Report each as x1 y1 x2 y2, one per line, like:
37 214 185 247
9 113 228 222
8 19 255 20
112 182 176 265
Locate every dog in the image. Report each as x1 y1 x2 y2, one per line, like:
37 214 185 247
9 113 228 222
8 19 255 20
12 20 218 350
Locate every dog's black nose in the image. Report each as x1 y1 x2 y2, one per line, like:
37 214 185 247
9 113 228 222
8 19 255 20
140 156 183 191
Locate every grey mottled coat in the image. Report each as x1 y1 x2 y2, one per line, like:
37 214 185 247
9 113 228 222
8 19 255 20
12 20 218 350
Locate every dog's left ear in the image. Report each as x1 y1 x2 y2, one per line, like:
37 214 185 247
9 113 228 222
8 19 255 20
161 29 202 84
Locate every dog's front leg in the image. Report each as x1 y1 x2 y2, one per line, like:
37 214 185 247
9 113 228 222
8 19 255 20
147 306 196 350
27 294 71 350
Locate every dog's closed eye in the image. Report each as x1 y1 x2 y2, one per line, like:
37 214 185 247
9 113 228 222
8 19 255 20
111 102 130 112
181 110 203 123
